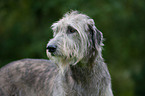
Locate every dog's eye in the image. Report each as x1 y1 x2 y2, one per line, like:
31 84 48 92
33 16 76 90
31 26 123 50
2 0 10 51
67 26 77 34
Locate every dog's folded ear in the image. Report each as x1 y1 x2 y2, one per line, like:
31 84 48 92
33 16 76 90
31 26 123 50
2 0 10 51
88 19 103 48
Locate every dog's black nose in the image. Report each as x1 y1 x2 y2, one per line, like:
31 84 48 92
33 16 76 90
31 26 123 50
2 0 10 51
46 45 57 53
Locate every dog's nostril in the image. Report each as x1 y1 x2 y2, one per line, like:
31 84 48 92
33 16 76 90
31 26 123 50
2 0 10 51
46 45 57 53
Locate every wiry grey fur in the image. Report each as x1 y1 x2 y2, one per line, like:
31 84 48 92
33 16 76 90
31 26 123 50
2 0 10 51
0 11 113 96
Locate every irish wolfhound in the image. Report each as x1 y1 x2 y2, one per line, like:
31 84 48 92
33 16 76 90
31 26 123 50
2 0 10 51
0 11 113 96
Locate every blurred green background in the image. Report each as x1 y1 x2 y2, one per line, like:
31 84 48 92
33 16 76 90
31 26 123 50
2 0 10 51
0 0 145 96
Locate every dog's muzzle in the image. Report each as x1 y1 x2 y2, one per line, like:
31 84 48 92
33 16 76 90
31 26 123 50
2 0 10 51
46 45 57 53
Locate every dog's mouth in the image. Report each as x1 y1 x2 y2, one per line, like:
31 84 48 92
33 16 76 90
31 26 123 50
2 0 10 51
50 52 56 56
46 50 57 57
46 49 81 66
47 49 76 59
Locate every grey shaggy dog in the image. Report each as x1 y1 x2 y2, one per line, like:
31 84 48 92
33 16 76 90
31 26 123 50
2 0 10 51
0 11 113 96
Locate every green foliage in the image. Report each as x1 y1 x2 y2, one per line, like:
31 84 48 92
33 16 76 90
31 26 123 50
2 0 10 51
0 0 145 96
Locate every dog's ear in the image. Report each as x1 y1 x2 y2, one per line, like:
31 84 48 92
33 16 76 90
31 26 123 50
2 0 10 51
88 19 103 48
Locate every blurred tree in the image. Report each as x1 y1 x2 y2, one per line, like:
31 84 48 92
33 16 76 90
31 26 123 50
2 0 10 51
133 61 145 96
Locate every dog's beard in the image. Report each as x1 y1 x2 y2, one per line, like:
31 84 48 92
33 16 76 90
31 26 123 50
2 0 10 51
46 50 81 73
47 50 78 64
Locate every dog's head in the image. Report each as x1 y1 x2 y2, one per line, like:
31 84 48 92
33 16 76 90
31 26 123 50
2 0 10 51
46 11 103 69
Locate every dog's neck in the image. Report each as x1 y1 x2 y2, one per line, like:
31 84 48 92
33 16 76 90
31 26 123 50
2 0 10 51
69 56 104 83
64 51 105 83
69 63 93 84
54 56 111 96
66 57 110 95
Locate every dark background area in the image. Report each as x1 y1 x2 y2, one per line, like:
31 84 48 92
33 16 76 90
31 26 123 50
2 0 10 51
0 0 145 96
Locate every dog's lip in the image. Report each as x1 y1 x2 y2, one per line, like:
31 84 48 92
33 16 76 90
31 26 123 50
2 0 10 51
51 53 56 56
49 51 60 57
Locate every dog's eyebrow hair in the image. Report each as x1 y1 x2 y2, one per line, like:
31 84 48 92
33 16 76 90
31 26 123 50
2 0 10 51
67 26 77 34
67 25 75 30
